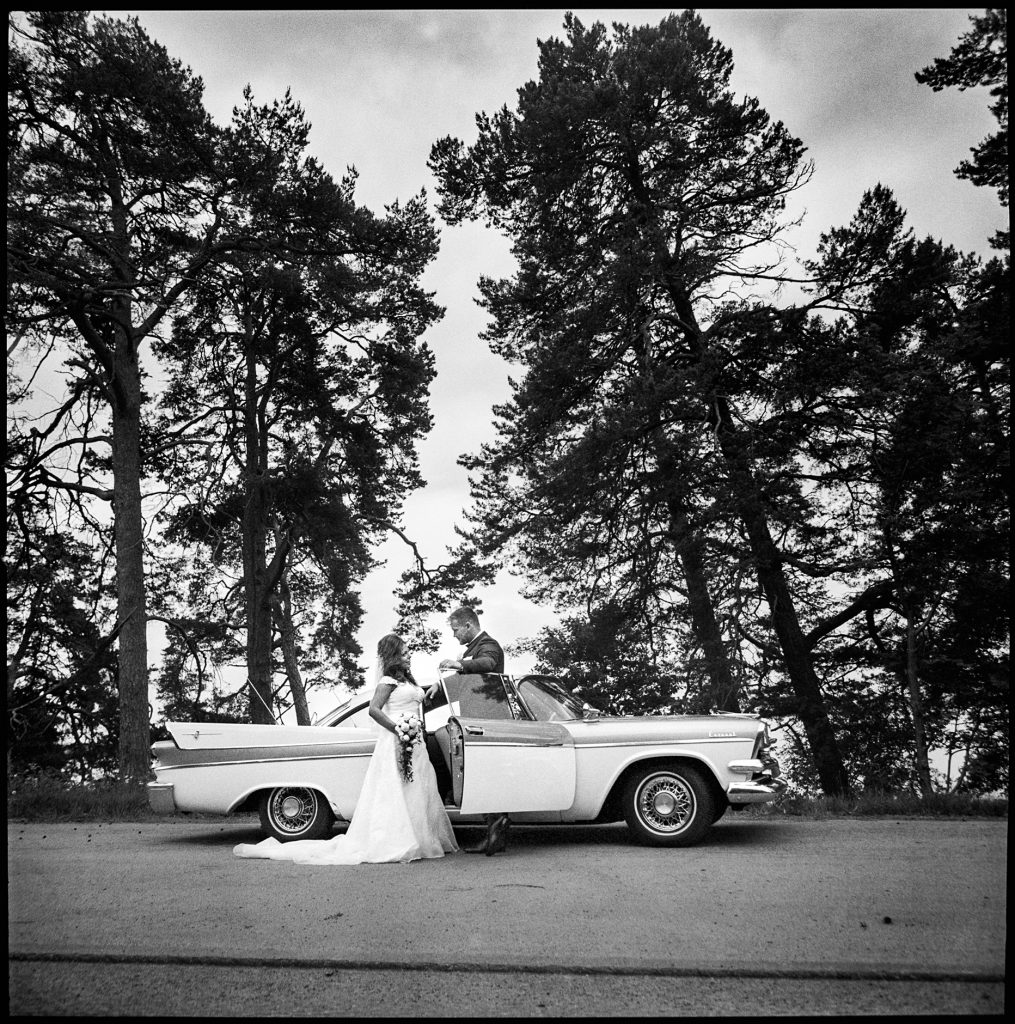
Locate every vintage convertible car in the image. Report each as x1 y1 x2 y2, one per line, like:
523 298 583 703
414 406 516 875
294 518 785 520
148 673 785 847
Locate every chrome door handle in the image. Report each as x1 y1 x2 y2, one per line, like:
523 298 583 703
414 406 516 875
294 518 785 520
464 726 484 735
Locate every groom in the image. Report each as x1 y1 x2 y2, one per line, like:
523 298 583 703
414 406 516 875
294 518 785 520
437 606 510 856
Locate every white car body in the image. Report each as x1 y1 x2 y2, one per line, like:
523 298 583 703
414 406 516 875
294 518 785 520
149 673 785 846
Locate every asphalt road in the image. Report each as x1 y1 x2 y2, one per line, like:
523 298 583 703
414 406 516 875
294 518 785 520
8 815 1007 1016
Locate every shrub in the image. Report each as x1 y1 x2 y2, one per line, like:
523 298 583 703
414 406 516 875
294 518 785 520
7 769 155 821
752 790 1008 818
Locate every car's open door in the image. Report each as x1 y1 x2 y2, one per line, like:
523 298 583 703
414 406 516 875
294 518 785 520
425 673 577 815
447 716 576 814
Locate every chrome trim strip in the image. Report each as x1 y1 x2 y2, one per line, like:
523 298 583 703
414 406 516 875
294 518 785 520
573 737 750 749
170 737 372 749
155 751 372 771
460 741 566 748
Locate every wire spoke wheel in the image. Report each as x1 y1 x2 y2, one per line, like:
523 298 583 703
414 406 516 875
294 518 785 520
637 774 695 833
623 764 715 847
259 786 333 841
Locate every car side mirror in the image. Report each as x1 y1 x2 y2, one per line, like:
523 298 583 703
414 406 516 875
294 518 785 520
582 702 600 721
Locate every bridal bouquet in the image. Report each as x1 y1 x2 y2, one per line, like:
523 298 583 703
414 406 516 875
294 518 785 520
393 713 422 783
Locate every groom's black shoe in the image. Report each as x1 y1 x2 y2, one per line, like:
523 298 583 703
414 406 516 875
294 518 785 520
461 831 489 854
485 814 511 856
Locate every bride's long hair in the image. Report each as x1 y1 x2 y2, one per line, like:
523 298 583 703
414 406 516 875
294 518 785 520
376 633 415 684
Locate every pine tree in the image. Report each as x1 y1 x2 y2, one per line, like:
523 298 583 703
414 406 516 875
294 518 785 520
156 90 442 722
429 12 854 792
8 12 247 779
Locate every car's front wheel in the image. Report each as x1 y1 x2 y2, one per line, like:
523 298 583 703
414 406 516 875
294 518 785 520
711 795 730 824
622 763 716 847
259 787 334 842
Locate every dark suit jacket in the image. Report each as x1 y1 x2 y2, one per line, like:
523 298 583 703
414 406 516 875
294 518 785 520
459 631 505 674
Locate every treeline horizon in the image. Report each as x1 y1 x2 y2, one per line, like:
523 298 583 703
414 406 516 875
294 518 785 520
7 10 1009 797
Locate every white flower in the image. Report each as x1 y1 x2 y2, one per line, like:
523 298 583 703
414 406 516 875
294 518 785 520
394 713 421 783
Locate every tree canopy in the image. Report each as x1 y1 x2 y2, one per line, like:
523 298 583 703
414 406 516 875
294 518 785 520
154 89 442 724
7 9 1007 796
427 10 1008 795
7 11 442 776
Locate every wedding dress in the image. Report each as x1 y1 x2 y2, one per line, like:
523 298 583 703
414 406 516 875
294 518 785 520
233 678 458 864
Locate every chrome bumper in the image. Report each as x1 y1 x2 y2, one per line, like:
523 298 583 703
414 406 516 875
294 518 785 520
726 757 787 804
726 777 787 802
147 781 177 815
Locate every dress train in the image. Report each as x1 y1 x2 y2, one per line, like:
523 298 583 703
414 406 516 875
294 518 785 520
233 680 458 865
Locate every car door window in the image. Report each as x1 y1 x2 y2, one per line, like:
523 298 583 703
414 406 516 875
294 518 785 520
447 673 515 720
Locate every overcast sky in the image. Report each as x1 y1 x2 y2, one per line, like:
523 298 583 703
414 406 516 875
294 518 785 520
95 9 1002 716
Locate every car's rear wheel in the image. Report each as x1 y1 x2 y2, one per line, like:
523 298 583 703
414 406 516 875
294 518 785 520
259 787 334 842
622 763 715 847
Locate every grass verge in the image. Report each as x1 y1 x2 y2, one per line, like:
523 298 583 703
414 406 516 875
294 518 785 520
738 790 1007 819
8 771 159 821
6 769 1007 822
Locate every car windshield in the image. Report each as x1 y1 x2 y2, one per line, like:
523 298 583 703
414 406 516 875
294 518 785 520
516 676 584 722
314 697 355 728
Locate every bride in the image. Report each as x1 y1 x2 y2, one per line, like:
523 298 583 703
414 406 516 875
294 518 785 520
234 633 458 865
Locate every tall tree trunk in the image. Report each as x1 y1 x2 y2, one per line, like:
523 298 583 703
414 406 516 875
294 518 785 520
904 619 935 795
885 538 935 795
652 421 739 710
242 495 275 724
243 338 275 724
698 364 851 793
272 579 311 726
668 501 739 711
668 288 851 794
111 332 150 781
723 443 852 795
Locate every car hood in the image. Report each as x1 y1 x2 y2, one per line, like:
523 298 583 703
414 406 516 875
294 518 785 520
561 713 763 744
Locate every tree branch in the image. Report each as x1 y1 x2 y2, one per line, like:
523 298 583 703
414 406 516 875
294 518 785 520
806 580 895 650
36 466 114 502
